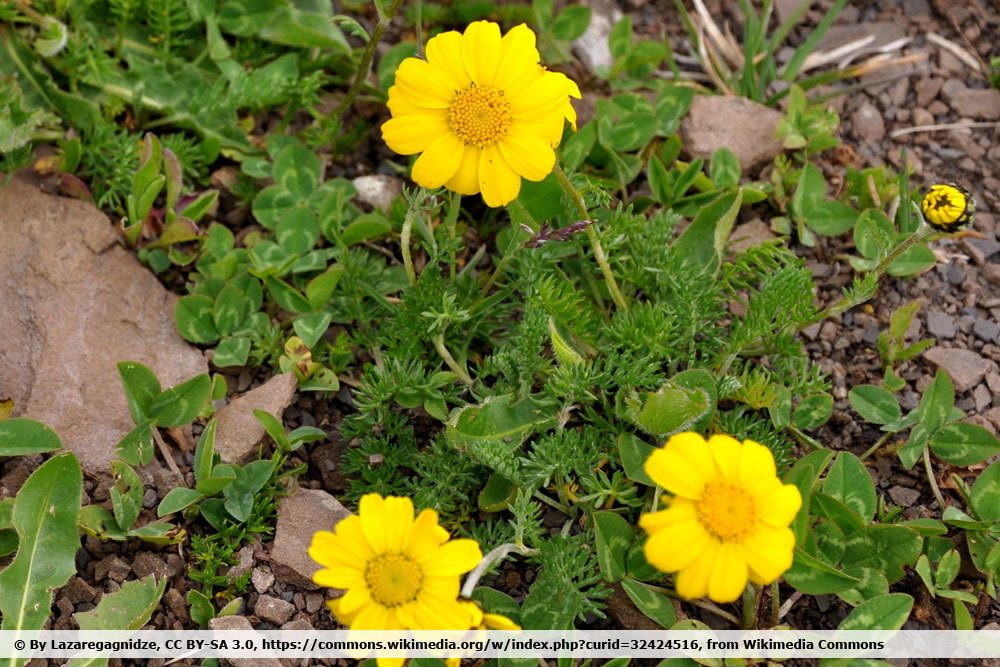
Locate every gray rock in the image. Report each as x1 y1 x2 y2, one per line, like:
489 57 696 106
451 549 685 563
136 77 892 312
963 238 1000 265
254 594 295 625
679 95 785 173
888 485 921 507
974 318 1000 343
252 568 275 594
915 78 943 108
729 219 776 255
351 175 402 212
950 88 1000 121
940 79 967 104
975 384 993 411
852 102 886 143
131 553 171 581
226 545 256 578
0 177 208 477
924 346 994 392
214 372 298 464
926 312 957 339
571 0 621 74
270 487 350 590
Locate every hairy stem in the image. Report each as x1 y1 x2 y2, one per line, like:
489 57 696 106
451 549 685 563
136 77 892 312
401 205 417 286
461 543 539 598
923 446 946 508
433 332 473 385
552 164 629 311
334 0 405 121
742 583 760 629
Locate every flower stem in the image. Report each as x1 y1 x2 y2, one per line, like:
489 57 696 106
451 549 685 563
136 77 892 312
923 445 946 508
770 581 780 627
461 542 539 598
401 205 417 286
433 332 473 385
552 164 629 312
859 430 894 461
742 583 760 629
334 0 405 121
446 191 461 279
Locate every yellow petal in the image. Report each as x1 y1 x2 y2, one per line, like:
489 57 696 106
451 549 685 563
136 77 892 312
707 434 743 482
484 613 521 631
426 30 471 90
311 516 373 569
381 496 414 551
738 438 780 496
352 603 400 630
445 146 482 195
377 659 405 667
408 596 477 630
393 76 453 109
675 538 719 600
394 57 459 105
508 70 575 115
708 541 749 603
359 493 389 553
638 501 697 532
412 133 465 188
381 113 450 155
644 435 714 500
312 566 363 590
421 538 483 576
478 144 521 207
757 484 803 527
331 585 372 617
404 508 450 560
508 117 564 147
462 21 502 85
643 516 710 573
387 88 427 117
499 134 554 181
742 525 795 584
493 24 540 90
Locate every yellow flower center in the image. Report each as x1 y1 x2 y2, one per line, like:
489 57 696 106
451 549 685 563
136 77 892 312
696 481 757 542
448 84 512 148
365 553 423 607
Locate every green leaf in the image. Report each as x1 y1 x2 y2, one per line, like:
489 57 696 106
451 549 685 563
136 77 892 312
276 207 320 254
306 264 344 309
0 453 82 638
624 380 711 439
888 244 936 277
223 459 275 522
709 148 740 189
187 589 215 627
848 385 901 425
254 409 291 451
342 212 392 246
620 578 677 629
150 374 212 427
837 567 889 606
617 433 657 486
273 142 322 200
822 452 876 524
914 369 954 434
157 487 204 517
841 525 922 584
954 598 974 630
0 418 62 457
805 200 858 236
898 423 929 470
213 336 251 368
930 422 1000 467
212 283 253 336
654 86 694 136
838 593 913 630
447 395 555 453
478 474 516 513
110 461 143 532
73 574 167 631
811 492 865 535
561 121 596 171
608 113 658 152
593 511 633 582
117 361 163 423
550 5 591 40
647 155 672 205
175 295 220 343
670 190 742 274
790 162 825 223
971 459 1000 521
293 312 332 349
793 394 833 430
116 420 154 467
252 184 297 229
936 549 961 589
265 276 312 314
854 209 895 259
784 548 861 595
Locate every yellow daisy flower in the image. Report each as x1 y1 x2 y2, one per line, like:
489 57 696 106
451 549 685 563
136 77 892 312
921 183 975 233
309 494 483 667
639 433 802 604
381 20 581 207
446 601 521 667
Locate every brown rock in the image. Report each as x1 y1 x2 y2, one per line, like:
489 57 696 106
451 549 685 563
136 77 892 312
679 96 785 173
214 373 298 464
62 577 98 605
94 555 130 583
254 594 295 625
270 487 350 590
949 88 1000 121
818 22 906 52
915 78 943 108
132 553 171 581
924 346 994 392
851 102 886 143
252 568 275 594
0 177 208 477
888 485 921 507
209 616 282 667
728 219 776 255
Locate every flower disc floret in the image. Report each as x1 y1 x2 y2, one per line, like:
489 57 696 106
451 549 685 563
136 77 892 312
639 433 802 603
381 21 580 206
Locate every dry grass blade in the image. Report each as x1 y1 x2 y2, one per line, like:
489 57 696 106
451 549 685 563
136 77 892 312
890 120 1000 138
690 0 744 68
927 31 982 73
800 35 875 73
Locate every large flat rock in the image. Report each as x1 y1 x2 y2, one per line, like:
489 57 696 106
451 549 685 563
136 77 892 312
0 177 207 477
270 487 350 590
679 95 785 173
